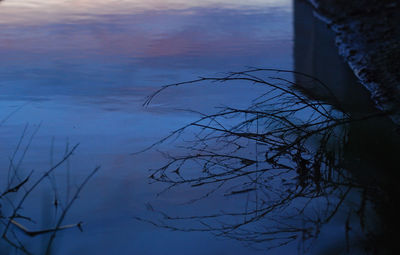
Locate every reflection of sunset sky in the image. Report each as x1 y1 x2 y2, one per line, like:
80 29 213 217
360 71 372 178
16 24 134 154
0 9 290 56
0 1 295 254
0 0 291 24
0 2 292 98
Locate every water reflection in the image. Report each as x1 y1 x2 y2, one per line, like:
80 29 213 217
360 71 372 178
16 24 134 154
137 1 400 254
0 1 293 254
0 0 291 101
1 0 396 254
0 0 290 25
139 67 398 254
0 125 99 255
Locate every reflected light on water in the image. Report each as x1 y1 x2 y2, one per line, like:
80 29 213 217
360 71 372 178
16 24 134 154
0 0 294 254
0 0 292 101
0 0 291 24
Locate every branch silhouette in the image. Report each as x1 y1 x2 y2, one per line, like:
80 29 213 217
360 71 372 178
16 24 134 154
0 125 100 255
137 68 390 252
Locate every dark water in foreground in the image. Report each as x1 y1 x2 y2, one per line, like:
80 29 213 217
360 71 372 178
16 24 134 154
0 0 398 254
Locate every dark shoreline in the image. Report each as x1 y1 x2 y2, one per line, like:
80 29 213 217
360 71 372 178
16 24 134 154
306 0 400 125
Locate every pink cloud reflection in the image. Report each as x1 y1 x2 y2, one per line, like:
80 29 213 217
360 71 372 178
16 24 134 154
0 9 291 60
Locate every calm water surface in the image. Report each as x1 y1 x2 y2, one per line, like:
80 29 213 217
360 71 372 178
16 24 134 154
1 0 381 254
0 1 293 254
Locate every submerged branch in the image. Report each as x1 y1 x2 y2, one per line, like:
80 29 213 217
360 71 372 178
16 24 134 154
137 68 388 251
10 219 82 237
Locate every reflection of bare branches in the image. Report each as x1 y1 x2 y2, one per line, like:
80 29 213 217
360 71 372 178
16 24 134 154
139 69 386 251
45 165 100 255
0 125 100 254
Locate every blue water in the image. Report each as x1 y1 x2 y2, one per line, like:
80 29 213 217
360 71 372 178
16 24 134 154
0 1 302 254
